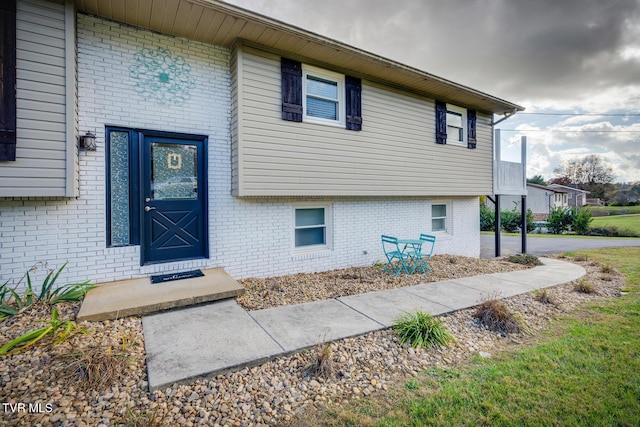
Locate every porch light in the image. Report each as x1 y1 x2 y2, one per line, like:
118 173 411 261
80 131 97 151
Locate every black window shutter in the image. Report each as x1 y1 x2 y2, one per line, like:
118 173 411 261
467 109 477 149
435 100 447 144
0 0 17 161
281 58 302 122
345 75 362 131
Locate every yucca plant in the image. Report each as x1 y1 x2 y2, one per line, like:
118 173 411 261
394 310 454 348
0 309 85 356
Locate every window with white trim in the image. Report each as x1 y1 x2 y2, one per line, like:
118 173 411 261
431 203 448 233
302 65 345 127
294 205 331 250
446 104 467 145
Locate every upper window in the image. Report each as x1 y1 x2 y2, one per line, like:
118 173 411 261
294 205 331 251
446 104 467 145
435 101 476 148
302 65 345 127
432 203 448 233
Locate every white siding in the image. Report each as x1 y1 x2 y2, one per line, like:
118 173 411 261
233 45 494 197
0 0 77 197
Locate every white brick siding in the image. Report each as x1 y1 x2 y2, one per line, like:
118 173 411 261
0 14 480 290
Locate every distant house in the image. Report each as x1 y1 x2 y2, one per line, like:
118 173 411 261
547 184 589 207
0 0 524 287
500 184 569 221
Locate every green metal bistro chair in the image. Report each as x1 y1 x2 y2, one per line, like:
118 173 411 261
381 235 410 276
416 233 436 273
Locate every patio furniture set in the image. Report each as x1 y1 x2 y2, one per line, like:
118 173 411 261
381 234 436 276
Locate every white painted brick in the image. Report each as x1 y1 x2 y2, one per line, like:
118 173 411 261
0 14 481 291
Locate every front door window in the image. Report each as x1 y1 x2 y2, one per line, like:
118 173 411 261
106 127 208 265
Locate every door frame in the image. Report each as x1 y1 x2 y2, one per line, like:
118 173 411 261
139 130 208 265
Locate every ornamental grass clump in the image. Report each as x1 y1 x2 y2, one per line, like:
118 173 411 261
575 279 596 294
304 342 336 379
473 298 529 335
534 288 555 305
507 254 542 266
394 310 454 348
57 346 130 392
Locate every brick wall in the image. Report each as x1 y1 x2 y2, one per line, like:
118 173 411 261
0 14 481 290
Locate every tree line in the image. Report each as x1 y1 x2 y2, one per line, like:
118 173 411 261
528 154 640 206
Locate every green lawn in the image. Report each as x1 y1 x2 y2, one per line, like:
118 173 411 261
590 205 640 216
303 248 640 426
591 214 640 236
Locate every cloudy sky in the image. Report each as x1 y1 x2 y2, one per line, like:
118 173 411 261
225 0 640 183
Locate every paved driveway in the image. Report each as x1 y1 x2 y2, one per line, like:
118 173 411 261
480 234 640 258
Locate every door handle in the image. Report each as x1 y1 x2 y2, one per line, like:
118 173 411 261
144 206 156 212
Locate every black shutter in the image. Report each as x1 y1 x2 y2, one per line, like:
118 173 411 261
345 75 362 131
435 100 447 144
281 57 302 122
0 0 17 161
467 109 477 149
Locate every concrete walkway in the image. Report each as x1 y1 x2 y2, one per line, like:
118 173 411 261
142 257 585 390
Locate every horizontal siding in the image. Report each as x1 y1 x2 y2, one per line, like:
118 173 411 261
0 0 69 197
234 46 494 196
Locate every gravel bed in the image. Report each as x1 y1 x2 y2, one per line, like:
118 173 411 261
237 255 529 310
0 256 624 426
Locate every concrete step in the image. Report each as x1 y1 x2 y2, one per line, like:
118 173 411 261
77 268 244 321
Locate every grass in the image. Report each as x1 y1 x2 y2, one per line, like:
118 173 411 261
480 231 638 240
590 205 640 216
302 248 640 426
591 214 640 236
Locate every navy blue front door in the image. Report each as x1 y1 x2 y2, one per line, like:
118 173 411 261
141 135 207 264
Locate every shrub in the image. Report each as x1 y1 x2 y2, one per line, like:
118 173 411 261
507 254 543 266
500 208 521 233
473 298 529 335
573 207 593 235
394 311 454 348
480 204 495 231
548 207 573 234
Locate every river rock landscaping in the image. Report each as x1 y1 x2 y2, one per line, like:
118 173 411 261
0 255 623 426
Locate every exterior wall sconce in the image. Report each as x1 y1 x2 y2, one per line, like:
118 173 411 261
80 131 97 151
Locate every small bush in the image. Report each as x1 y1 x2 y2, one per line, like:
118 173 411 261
575 279 596 294
548 207 573 234
473 298 529 335
507 254 543 266
573 207 593 235
534 289 555 305
480 205 495 231
394 311 454 348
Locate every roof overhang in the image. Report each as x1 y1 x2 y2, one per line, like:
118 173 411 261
75 0 524 115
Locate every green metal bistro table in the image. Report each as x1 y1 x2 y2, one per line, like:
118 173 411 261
397 239 425 274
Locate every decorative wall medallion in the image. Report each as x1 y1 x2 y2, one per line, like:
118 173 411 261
129 47 196 105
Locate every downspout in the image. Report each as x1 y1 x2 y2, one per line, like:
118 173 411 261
491 109 518 126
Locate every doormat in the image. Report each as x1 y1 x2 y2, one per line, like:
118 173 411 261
150 269 204 284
